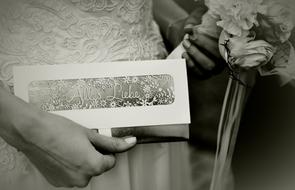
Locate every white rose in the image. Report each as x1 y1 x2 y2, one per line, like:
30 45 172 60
255 1 294 43
219 31 275 69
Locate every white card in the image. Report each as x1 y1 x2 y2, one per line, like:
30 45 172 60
14 59 190 130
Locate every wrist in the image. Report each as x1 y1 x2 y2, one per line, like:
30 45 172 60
166 17 188 49
0 88 45 151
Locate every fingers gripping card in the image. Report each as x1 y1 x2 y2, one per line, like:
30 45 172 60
14 59 190 142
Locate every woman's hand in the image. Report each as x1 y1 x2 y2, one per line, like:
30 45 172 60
182 8 225 79
0 88 136 188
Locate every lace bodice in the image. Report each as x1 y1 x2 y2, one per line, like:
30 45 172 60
0 0 167 182
0 0 167 87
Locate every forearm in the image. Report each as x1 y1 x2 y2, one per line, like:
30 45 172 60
153 0 188 48
0 86 41 150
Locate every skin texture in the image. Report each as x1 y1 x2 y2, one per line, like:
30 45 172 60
0 87 136 188
180 4 229 146
153 0 189 49
182 6 225 79
153 0 224 76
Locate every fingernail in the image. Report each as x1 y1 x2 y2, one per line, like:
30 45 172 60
183 40 191 48
184 34 190 40
124 137 137 144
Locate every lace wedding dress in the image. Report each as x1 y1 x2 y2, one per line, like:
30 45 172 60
0 0 191 190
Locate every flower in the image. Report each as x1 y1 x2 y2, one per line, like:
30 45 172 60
123 76 131 84
145 93 151 99
204 0 267 36
199 0 295 82
203 0 294 43
139 99 150 106
220 31 275 69
110 101 117 108
100 100 107 107
123 101 133 107
143 85 151 93
256 2 294 43
132 77 139 83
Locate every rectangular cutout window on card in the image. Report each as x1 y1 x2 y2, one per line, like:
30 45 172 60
28 75 175 111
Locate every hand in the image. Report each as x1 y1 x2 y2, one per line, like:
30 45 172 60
165 17 187 49
182 8 225 79
179 8 229 146
23 113 136 188
0 89 136 188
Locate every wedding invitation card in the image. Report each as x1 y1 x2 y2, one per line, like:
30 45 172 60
13 59 190 142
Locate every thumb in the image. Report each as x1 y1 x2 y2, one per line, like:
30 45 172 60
87 130 137 153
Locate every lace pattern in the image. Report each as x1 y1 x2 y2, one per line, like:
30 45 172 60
0 0 167 176
0 138 32 185
28 75 175 111
0 0 167 86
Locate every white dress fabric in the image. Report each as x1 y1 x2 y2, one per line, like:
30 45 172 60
0 0 192 190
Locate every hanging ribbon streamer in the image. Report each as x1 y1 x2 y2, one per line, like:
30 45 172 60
210 48 255 190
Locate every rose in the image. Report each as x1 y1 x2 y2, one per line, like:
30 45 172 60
203 0 266 37
256 2 294 44
219 31 275 69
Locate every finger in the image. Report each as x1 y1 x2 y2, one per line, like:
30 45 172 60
183 34 189 40
87 130 136 153
182 52 209 79
183 39 216 71
89 153 116 176
182 52 194 68
100 154 116 173
190 33 221 59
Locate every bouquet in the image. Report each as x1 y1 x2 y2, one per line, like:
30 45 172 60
171 0 295 189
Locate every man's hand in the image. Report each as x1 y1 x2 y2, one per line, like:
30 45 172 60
182 8 225 79
179 6 229 146
0 88 136 188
